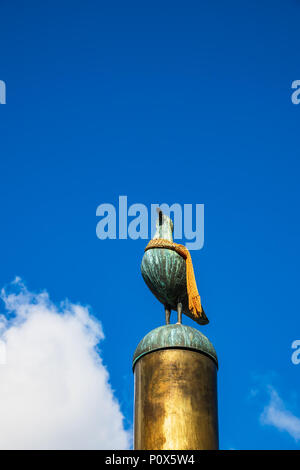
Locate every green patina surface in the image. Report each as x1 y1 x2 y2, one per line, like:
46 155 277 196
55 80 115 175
133 324 218 370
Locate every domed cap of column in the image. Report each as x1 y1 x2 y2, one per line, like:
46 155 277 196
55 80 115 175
133 324 218 370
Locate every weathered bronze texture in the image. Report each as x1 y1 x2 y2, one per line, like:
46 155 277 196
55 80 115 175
133 325 218 450
141 212 208 325
133 324 218 369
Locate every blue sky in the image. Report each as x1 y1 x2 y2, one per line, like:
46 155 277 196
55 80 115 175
1 0 300 449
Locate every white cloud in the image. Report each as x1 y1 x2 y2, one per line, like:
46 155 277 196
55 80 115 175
0 279 130 450
260 387 300 442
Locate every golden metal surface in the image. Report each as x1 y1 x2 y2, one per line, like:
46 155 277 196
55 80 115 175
134 349 218 450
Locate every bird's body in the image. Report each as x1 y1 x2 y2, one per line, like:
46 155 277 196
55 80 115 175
141 211 208 325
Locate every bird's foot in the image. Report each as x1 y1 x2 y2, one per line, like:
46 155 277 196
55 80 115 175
165 305 171 325
176 302 182 324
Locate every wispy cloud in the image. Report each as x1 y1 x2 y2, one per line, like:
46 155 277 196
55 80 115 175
260 387 300 442
0 278 130 450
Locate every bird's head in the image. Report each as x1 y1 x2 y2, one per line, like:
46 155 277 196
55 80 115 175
153 209 174 241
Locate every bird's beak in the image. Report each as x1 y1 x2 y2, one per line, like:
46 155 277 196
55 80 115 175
156 208 163 226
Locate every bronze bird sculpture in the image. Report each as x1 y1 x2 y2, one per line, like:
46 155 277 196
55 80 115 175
141 210 209 326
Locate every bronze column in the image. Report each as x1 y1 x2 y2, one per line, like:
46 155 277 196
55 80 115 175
133 324 219 450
